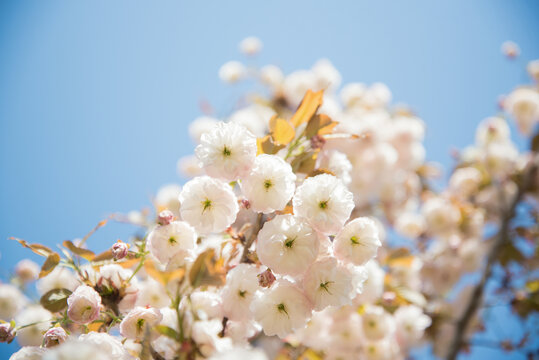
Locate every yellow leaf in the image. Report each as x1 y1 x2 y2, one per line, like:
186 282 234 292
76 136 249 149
305 114 338 138
189 249 226 288
290 90 324 128
12 237 53 257
39 253 61 278
145 259 185 286
92 249 115 262
291 151 318 174
299 349 323 360
307 168 336 178
63 240 95 261
257 135 286 155
269 116 295 145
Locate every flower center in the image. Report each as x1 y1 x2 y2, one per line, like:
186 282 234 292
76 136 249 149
319 200 329 209
222 146 231 157
263 179 273 190
136 318 145 331
238 290 247 298
202 198 212 212
277 303 289 317
350 235 360 245
319 281 334 293
169 236 177 244
284 237 296 248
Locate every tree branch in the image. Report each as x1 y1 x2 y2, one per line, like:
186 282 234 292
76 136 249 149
446 159 537 360
240 213 264 263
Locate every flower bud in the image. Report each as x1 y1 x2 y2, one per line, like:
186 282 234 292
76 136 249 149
0 323 15 344
157 210 175 225
43 327 67 348
112 241 129 260
15 259 39 283
257 268 276 288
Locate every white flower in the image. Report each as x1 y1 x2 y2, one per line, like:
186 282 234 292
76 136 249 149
475 117 510 147
15 259 40 282
78 332 134 360
209 348 268 360
319 150 352 185
283 70 317 106
155 184 182 215
36 267 79 295
218 61 246 83
135 279 169 308
312 59 341 91
353 261 384 304
504 87 539 135
189 116 219 143
15 306 52 346
119 307 162 340
361 305 395 341
256 215 319 276
239 36 262 56
334 217 381 266
362 83 392 109
229 104 273 138
177 155 204 178
260 65 284 87
241 154 296 213
422 197 461 236
302 257 353 311
394 305 431 347
449 166 482 197
394 212 426 239
67 285 102 324
362 338 400 360
251 280 312 338
293 174 354 235
340 82 367 108
482 142 518 177
0 283 27 320
192 319 233 357
9 346 46 360
179 176 239 234
147 220 196 264
221 264 259 320
501 40 520 58
43 340 112 360
191 290 223 320
195 121 257 181
528 59 539 82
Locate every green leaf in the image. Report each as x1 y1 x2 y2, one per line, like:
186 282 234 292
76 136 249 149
40 288 72 313
155 325 179 340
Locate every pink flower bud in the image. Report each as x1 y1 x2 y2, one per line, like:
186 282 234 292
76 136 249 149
67 285 102 324
240 199 251 210
112 241 129 260
257 268 276 288
157 210 175 225
0 323 15 344
43 327 68 347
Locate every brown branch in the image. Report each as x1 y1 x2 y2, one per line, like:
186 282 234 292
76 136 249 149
240 213 264 263
446 159 538 360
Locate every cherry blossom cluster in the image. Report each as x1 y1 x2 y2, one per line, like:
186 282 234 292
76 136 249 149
2 37 539 360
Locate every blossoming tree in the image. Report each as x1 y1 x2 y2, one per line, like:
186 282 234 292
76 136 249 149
1 38 539 360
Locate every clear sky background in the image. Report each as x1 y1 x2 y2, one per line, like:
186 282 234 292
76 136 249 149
1 1 538 359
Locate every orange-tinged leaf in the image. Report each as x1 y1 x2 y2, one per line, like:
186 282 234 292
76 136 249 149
305 114 338 138
11 237 53 257
290 90 324 128
269 116 295 145
80 219 108 245
87 322 103 332
291 151 318 174
92 249 115 262
388 255 416 268
189 249 226 288
257 135 286 155
63 240 95 261
307 168 336 178
118 258 139 269
39 253 60 278
145 259 185 286
40 288 72 312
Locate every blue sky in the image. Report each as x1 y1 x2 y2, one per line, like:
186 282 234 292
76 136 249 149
1 1 538 358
